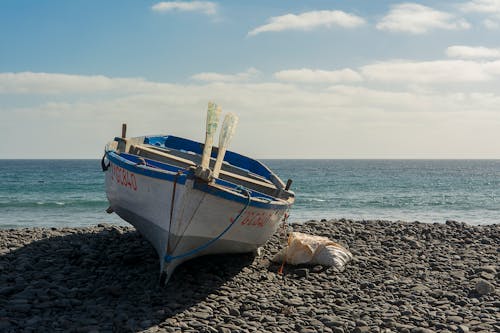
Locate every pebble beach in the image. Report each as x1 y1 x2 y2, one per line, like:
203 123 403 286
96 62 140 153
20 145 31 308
0 219 498 333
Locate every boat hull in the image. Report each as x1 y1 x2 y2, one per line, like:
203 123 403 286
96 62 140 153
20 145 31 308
104 153 290 282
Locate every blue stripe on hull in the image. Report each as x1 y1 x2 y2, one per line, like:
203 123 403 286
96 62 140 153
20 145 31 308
192 181 288 210
107 151 188 184
106 152 290 210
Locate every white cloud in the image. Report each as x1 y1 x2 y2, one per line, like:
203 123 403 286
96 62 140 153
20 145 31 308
377 3 470 34
152 1 216 15
459 1 500 29
191 68 260 82
248 10 365 36
361 59 500 83
0 72 163 94
274 68 363 83
460 0 500 13
2 71 500 159
446 45 500 58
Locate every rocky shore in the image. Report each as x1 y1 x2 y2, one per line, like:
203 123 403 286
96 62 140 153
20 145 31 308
0 219 498 333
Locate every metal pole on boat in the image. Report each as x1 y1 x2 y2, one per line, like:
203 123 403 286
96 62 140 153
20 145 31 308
121 123 127 138
212 113 239 179
196 102 221 181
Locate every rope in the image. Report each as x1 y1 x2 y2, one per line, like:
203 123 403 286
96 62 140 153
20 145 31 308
101 152 110 171
164 187 251 263
166 170 185 254
168 192 206 254
278 210 290 275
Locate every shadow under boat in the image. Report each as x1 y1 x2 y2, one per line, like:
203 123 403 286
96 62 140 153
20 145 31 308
0 226 255 332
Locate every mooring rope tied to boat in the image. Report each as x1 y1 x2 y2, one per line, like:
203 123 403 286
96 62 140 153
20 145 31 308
166 169 187 254
168 193 206 255
164 186 251 263
278 210 291 275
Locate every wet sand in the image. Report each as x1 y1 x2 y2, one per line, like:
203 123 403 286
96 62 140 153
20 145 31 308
0 219 498 332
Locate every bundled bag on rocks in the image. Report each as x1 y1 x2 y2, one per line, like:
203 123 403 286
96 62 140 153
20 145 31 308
272 232 353 271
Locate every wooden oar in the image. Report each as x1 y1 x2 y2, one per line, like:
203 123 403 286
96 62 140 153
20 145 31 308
200 101 221 171
212 113 238 179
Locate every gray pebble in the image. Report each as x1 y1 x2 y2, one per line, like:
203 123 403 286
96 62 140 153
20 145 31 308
353 326 370 333
294 268 309 278
474 279 495 295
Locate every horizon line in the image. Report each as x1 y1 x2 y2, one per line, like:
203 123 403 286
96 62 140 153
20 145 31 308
1 157 499 161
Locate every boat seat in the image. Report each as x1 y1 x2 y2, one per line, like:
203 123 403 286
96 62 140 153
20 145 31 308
143 144 273 185
129 144 278 195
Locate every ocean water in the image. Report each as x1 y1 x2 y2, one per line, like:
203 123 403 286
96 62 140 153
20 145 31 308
0 159 498 228
0 160 124 229
270 160 500 225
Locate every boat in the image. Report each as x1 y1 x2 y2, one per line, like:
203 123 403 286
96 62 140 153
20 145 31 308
102 102 295 284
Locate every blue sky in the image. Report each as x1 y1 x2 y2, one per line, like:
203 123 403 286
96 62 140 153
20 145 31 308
1 0 500 158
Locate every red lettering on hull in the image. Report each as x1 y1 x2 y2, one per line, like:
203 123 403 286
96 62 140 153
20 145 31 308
239 210 281 228
111 164 138 191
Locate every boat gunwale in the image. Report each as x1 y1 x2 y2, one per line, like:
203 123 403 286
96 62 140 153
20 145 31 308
106 150 293 210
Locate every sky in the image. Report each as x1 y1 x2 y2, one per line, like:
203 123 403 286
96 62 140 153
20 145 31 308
1 0 500 159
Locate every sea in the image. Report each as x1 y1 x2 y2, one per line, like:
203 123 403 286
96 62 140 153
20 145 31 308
0 159 499 228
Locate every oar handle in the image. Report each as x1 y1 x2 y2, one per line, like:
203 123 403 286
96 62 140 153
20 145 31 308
200 102 221 171
212 113 238 179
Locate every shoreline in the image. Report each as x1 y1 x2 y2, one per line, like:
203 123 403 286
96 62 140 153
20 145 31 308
0 219 498 332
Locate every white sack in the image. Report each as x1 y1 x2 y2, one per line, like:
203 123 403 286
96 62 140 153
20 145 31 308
272 232 352 271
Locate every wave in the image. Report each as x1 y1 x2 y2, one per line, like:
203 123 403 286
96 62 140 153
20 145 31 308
0 200 107 209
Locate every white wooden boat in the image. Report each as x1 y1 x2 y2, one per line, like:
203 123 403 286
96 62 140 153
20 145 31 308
102 104 295 284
